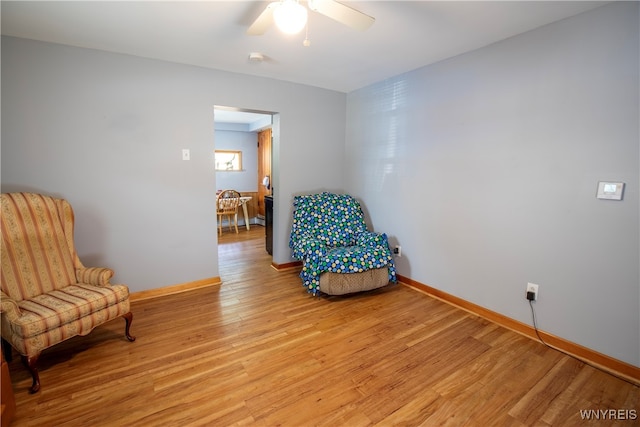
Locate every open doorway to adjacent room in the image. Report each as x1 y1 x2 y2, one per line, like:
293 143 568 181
213 106 276 274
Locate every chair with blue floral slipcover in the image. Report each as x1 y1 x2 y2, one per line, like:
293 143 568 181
289 192 397 295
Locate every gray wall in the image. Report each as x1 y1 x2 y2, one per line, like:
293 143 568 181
346 2 639 366
1 36 347 290
214 130 259 193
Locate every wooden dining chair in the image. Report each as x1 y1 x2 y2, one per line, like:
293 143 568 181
216 189 242 235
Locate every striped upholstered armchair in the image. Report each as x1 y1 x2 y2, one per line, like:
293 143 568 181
0 193 135 393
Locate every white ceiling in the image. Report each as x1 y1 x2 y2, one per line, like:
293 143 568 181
1 1 609 94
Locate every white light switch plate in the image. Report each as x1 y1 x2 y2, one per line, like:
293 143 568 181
596 181 624 200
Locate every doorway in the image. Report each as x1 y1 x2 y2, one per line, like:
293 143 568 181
213 106 276 271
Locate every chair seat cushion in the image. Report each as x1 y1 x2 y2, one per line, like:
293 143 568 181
10 284 130 339
319 245 393 274
299 245 396 294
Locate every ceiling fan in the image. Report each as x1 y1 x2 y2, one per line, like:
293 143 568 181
247 0 375 36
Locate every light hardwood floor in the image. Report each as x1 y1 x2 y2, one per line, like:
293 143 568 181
4 226 639 426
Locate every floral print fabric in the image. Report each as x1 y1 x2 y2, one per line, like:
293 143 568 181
289 192 397 295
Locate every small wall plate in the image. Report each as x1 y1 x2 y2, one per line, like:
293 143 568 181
596 181 624 200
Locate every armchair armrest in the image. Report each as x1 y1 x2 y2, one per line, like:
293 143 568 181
0 291 22 321
75 267 114 287
291 236 330 260
356 231 390 249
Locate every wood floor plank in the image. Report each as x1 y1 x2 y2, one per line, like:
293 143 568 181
509 356 585 424
5 226 639 426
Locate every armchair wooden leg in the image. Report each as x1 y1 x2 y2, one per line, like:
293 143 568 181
123 312 136 342
21 354 40 394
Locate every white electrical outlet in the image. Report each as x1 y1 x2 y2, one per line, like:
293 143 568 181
394 245 402 257
526 282 539 301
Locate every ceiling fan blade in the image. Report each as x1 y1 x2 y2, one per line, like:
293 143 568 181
247 2 279 36
307 0 374 31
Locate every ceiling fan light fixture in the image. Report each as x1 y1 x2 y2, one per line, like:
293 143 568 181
273 0 308 34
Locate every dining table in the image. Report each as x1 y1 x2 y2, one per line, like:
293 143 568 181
239 196 252 230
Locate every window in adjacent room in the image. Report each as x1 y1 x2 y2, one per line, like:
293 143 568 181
215 150 242 171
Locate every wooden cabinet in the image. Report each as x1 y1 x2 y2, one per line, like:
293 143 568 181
265 195 273 255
